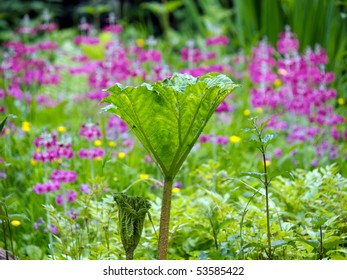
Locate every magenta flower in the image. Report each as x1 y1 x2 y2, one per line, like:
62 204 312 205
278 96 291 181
73 36 100 45
199 134 212 144
274 148 282 158
67 190 77 203
78 148 105 159
206 36 229 46
79 122 102 141
277 26 299 54
50 170 77 183
55 194 64 206
87 91 109 101
215 136 228 146
103 24 122 34
32 181 60 194
37 41 58 51
107 115 128 139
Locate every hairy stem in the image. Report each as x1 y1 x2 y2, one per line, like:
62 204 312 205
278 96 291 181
157 178 173 260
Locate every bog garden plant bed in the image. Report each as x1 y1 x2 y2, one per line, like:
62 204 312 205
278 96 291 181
0 11 346 260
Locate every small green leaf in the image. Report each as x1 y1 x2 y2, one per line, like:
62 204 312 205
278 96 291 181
0 116 8 134
271 240 287 248
240 242 266 251
8 213 30 221
25 245 43 259
261 133 276 144
269 170 294 181
259 119 271 131
240 172 265 180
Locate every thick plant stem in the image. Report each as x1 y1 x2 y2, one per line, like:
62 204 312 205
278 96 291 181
126 249 134 260
157 178 173 260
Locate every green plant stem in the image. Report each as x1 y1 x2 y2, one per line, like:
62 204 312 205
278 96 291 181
262 150 272 260
319 225 323 260
254 121 273 260
126 249 135 260
4 206 15 259
157 177 173 260
0 206 9 260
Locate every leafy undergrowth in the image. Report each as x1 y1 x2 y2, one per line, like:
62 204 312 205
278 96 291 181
12 164 345 260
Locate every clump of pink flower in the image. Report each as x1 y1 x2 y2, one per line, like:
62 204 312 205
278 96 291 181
248 26 346 163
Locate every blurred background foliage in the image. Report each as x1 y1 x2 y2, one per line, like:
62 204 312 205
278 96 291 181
0 0 346 81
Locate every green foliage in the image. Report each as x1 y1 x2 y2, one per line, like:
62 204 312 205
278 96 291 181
114 193 151 260
103 72 239 179
0 116 7 134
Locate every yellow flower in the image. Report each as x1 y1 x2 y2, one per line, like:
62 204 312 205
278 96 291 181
136 38 145 48
338 98 345 105
94 139 102 147
113 176 118 181
5 128 10 135
263 160 271 167
21 121 30 132
243 109 251 116
273 79 282 87
172 188 180 193
94 156 102 161
11 220 21 227
118 152 126 159
108 141 117 147
256 107 263 114
57 126 66 133
139 173 150 180
36 148 41 153
30 159 37 166
229 135 241 143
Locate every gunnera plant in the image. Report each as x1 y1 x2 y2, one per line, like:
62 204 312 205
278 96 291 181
102 72 239 259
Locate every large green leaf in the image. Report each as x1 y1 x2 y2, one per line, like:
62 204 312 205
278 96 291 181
102 72 239 179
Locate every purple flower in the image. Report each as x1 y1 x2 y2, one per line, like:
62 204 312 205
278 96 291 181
199 134 212 144
311 158 318 167
274 148 282 158
68 209 80 220
67 190 77 203
331 126 339 141
91 147 105 159
215 136 228 146
79 122 102 141
174 181 183 189
50 225 59 234
206 36 229 46
277 26 299 54
80 184 90 194
55 194 64 206
50 170 77 183
103 24 122 34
